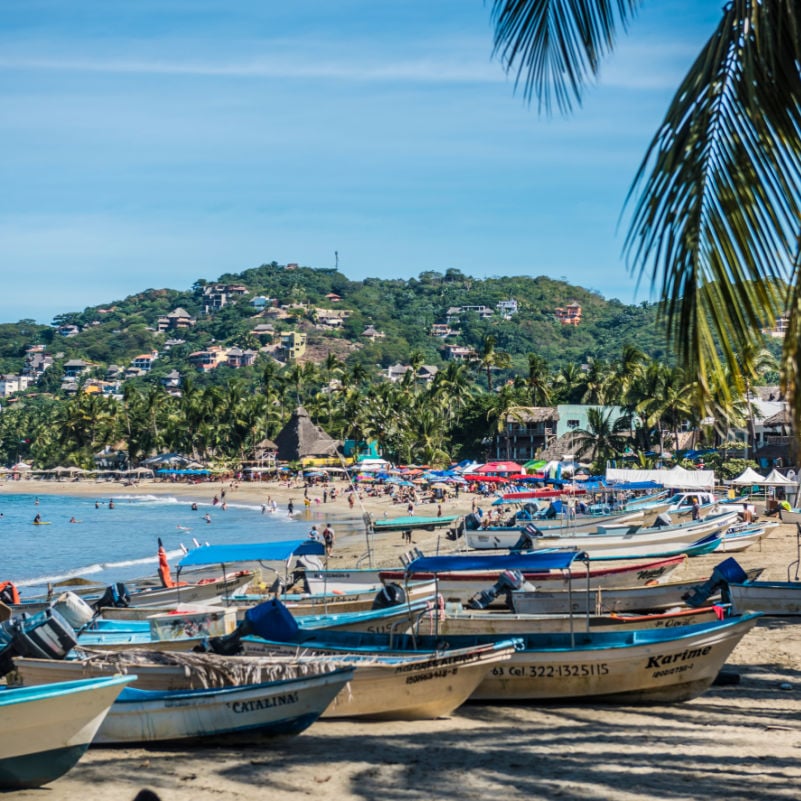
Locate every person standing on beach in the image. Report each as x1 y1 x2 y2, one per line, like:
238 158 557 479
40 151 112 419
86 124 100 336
323 523 335 555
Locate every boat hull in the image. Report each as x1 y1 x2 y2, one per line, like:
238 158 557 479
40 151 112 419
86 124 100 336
94 669 352 744
728 582 801 615
468 615 759 703
465 513 737 556
378 556 687 602
0 676 132 789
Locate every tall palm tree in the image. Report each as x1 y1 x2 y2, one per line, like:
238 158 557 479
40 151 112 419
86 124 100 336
489 1 801 427
474 334 512 392
525 352 552 406
572 407 631 470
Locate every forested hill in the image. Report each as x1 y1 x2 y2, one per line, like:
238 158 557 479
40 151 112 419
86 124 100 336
0 262 668 381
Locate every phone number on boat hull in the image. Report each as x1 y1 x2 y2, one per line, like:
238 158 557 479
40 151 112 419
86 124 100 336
491 663 610 678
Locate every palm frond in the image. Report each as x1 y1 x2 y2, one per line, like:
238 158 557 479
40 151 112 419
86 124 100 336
490 0 642 113
624 0 801 411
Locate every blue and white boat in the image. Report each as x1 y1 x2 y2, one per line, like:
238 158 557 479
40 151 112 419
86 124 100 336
93 665 354 744
237 600 761 704
0 675 134 789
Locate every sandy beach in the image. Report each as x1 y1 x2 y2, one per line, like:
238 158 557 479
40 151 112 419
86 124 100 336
5 476 801 801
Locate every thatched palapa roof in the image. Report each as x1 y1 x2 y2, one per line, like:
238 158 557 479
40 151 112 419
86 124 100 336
274 407 340 461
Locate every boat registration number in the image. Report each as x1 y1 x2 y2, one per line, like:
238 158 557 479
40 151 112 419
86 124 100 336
490 663 610 678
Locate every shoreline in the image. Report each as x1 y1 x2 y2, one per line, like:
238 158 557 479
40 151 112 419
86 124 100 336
1 476 474 567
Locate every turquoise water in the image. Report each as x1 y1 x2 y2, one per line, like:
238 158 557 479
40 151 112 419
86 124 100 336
0 491 349 598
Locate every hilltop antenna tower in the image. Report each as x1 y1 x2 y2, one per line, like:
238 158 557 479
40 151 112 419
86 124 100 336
335 250 339 270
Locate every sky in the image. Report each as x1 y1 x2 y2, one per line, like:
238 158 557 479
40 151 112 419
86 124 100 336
0 1 721 324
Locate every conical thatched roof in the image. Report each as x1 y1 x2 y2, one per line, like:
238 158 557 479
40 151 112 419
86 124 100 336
274 407 340 461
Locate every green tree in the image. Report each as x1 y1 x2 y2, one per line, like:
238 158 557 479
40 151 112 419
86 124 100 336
489 0 801 427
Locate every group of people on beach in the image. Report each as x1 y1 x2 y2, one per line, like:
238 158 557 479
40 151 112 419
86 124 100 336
308 522 335 555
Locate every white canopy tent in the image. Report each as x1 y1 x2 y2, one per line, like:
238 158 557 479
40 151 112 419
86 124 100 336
606 466 716 491
762 469 798 487
730 467 767 485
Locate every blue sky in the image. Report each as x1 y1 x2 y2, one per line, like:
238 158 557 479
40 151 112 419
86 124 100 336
1 1 720 324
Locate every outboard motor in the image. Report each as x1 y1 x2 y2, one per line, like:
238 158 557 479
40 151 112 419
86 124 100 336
682 557 748 607
92 582 130 610
195 597 301 655
464 513 482 531
0 607 78 678
372 582 406 610
510 525 542 552
467 570 531 610
652 512 673 528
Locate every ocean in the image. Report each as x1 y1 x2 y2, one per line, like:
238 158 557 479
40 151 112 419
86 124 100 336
0 491 348 598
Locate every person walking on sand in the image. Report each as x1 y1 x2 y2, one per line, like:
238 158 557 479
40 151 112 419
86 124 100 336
323 523 335 555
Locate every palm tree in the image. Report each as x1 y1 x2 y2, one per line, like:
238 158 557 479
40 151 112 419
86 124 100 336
572 407 631 470
474 334 512 392
489 1 801 427
525 353 552 406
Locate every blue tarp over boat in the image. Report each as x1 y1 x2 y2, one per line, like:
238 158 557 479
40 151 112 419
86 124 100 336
404 549 587 574
178 540 324 568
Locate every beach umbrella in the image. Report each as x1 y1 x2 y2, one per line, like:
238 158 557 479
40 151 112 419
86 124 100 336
12 462 31 471
430 482 450 490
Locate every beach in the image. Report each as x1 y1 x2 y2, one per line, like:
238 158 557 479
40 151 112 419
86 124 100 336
5 476 801 801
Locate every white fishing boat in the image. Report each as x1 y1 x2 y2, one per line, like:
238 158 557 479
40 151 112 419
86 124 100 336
379 553 686 600
413 604 726 635
464 511 738 556
510 557 760 615
714 521 778 553
0 675 133 789
726 581 801 615
463 613 761 702
94 665 354 743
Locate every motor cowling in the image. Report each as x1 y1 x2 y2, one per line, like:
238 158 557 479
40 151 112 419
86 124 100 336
467 569 528 610
372 582 406 610
92 582 131 610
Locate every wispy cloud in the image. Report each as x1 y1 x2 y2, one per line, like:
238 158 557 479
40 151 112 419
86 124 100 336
0 51 503 84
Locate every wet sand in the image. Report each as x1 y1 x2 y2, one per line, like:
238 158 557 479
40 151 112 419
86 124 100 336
5 477 801 801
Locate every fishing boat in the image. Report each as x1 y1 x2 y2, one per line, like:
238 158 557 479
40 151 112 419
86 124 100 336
73 597 437 651
0 675 134 789
464 507 649 542
93 665 354 743
464 511 738 556
223 600 762 705
444 614 761 703
378 553 687 603
369 514 461 533
510 557 759 615
412 604 727 635
15 638 520 721
726 581 801 615
304 554 687 597
714 521 778 553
